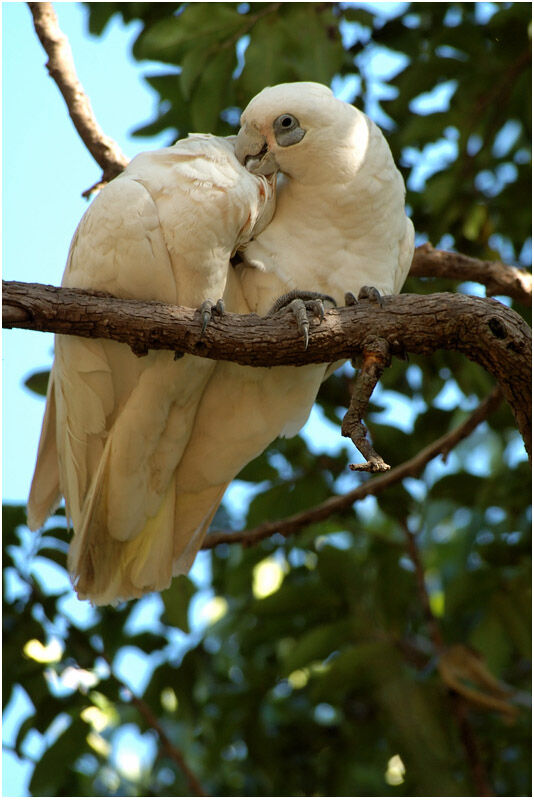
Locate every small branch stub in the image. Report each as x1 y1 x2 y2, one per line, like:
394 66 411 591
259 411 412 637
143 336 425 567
341 338 392 472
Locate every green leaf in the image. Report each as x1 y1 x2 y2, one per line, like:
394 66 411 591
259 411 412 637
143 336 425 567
341 8 375 28
29 716 90 796
282 618 355 674
133 5 244 63
376 672 469 795
493 589 531 658
245 475 330 529
2 504 27 541
240 4 344 98
161 575 196 633
84 2 120 36
190 47 236 131
470 609 512 676
24 369 50 397
252 578 341 618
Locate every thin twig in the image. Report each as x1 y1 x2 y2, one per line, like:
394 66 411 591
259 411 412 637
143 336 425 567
400 520 444 650
27 2 128 189
203 386 504 549
454 699 494 796
98 653 209 796
126 691 209 796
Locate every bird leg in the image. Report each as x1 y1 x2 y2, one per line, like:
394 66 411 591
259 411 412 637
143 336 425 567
266 289 337 349
341 337 391 473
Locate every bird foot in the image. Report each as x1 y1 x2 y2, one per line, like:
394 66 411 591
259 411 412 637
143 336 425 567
345 286 383 307
266 290 336 349
358 285 384 306
198 298 225 336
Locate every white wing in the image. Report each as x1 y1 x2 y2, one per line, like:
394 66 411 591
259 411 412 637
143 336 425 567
28 136 274 604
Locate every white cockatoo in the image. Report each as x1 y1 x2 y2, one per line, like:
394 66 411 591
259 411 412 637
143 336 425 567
27 134 275 604
137 82 415 592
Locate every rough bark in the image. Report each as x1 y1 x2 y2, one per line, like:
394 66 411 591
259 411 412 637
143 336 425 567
3 280 531 455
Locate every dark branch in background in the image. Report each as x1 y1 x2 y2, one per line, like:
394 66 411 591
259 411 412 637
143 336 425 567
117 684 208 796
3 280 530 455
203 387 503 549
401 520 444 650
400 520 494 797
411 243 532 306
28 2 128 194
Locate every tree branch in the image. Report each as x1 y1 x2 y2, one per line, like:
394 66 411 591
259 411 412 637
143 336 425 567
3 280 530 454
410 243 532 306
83 641 207 796
202 386 504 550
28 2 128 192
123 690 208 796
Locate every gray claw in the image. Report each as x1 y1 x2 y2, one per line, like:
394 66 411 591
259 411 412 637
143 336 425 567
199 298 225 336
307 298 326 322
358 285 383 306
288 298 310 350
345 291 358 306
266 290 336 349
199 299 214 335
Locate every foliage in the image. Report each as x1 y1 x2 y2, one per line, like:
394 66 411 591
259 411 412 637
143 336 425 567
3 2 531 797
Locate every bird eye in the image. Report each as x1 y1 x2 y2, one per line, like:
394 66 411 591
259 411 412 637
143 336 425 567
273 114 306 147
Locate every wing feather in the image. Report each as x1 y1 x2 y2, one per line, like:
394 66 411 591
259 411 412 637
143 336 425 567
28 136 275 604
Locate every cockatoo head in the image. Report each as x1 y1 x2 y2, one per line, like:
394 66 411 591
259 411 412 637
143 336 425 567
235 82 368 183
